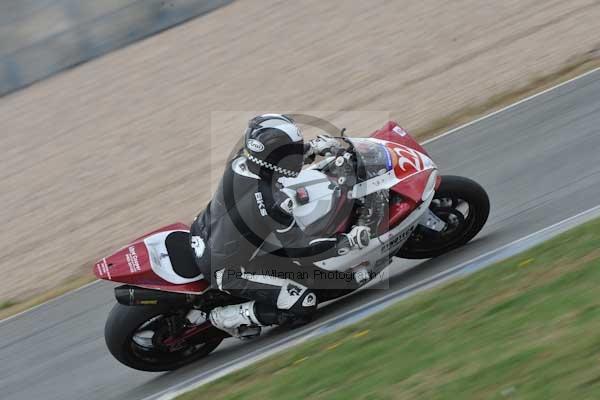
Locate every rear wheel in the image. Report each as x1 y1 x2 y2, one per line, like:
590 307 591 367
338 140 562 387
104 303 225 372
397 175 490 259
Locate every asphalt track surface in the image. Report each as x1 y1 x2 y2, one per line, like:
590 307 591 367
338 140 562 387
2 69 600 400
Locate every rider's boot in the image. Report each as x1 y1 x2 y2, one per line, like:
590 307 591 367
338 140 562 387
209 300 264 338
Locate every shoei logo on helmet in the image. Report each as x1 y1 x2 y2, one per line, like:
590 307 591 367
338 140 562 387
247 139 265 153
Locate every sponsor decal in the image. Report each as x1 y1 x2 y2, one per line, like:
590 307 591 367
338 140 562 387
254 192 268 217
247 139 265 152
375 256 392 270
126 246 141 273
191 235 206 258
381 226 416 254
96 258 112 280
393 126 407 136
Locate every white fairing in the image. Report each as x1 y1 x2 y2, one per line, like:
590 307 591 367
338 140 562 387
422 169 438 201
279 170 337 231
143 230 203 284
350 169 401 199
315 190 435 272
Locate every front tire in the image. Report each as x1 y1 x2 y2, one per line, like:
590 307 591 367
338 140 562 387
397 175 490 259
104 303 224 372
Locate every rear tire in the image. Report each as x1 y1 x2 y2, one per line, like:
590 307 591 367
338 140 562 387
397 175 489 259
105 303 224 372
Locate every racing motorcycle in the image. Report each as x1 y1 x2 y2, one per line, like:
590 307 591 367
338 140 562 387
94 121 489 371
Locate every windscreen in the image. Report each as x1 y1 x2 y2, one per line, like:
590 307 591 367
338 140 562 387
348 138 393 181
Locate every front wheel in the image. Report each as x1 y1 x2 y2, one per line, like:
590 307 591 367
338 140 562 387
104 303 225 372
397 175 490 259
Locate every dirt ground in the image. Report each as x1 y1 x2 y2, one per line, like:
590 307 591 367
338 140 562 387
1 0 599 302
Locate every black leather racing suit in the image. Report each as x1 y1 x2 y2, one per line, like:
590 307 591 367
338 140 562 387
190 156 358 325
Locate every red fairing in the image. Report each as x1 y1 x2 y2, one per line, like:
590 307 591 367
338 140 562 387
94 223 209 294
382 200 413 233
391 170 435 204
368 121 437 204
370 121 431 158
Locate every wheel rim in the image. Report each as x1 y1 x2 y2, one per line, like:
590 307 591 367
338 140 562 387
410 195 478 250
128 311 217 365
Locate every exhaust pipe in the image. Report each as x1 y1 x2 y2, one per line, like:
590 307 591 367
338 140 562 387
114 285 196 306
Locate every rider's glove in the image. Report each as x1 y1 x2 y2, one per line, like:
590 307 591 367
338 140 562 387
309 134 339 156
337 226 371 255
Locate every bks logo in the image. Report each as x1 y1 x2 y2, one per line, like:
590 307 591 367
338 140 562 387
254 192 268 217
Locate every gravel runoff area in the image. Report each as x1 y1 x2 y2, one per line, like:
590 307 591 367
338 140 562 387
1 0 599 303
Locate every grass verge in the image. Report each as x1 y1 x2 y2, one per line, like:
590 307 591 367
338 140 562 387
0 300 17 310
177 217 600 400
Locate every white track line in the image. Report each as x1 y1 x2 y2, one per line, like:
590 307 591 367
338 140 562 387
0 279 101 325
151 203 600 400
421 65 600 145
2 66 599 326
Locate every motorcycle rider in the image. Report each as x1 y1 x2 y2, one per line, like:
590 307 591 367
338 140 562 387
190 114 371 337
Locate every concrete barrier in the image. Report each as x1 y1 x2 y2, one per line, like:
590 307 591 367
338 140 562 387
0 0 232 96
